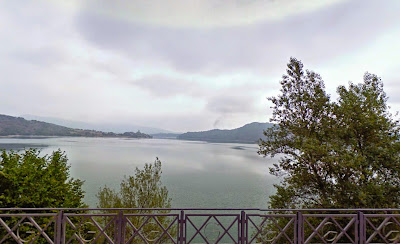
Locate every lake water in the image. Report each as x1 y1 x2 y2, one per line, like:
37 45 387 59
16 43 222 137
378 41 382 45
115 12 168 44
0 137 279 208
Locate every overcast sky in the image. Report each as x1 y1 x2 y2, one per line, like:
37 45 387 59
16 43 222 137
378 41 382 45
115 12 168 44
1 0 399 132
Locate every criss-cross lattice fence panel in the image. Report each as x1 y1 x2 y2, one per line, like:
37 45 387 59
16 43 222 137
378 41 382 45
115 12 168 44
364 214 400 243
123 213 179 244
302 214 358 244
246 213 296 244
185 214 240 244
63 213 118 243
0 213 58 244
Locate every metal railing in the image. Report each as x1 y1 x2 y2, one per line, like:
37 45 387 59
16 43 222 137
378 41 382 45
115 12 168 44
1 208 400 243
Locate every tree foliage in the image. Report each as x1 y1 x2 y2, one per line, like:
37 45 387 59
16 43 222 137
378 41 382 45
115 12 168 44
97 158 171 209
97 158 176 242
0 149 86 208
259 57 400 209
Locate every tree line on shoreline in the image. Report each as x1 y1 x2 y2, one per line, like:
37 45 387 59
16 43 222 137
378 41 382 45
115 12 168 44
0 114 152 138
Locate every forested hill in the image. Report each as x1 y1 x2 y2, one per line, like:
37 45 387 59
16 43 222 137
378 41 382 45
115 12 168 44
0 114 152 138
177 122 273 143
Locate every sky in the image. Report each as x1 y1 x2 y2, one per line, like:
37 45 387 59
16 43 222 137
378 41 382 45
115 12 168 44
1 0 400 132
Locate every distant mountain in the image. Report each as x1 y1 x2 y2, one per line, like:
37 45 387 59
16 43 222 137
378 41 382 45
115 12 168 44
151 133 182 139
0 114 151 138
21 114 172 134
177 122 274 143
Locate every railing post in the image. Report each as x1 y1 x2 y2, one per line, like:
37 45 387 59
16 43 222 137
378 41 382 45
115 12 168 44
358 211 365 244
296 211 303 244
179 210 185 244
116 210 124 244
55 210 63 244
240 210 246 244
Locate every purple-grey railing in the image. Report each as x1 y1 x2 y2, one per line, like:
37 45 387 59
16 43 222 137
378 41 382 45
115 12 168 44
0 208 400 243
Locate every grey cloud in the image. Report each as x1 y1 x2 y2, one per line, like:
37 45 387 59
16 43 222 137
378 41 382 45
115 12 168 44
206 95 256 114
132 76 203 97
79 0 345 28
213 117 222 128
0 2 75 71
10 47 66 66
205 84 269 128
132 113 216 132
384 75 400 104
75 0 400 74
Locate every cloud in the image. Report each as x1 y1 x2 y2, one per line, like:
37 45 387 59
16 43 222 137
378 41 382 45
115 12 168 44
384 73 400 106
131 76 203 97
206 95 256 114
80 0 347 28
75 0 400 74
9 47 66 66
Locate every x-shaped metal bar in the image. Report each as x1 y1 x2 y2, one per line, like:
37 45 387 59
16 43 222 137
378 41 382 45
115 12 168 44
366 216 400 243
64 215 116 243
247 215 295 244
124 215 178 244
0 215 56 243
186 215 239 244
304 216 355 244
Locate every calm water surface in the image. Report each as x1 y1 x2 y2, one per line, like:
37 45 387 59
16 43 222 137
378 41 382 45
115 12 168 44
0 137 279 208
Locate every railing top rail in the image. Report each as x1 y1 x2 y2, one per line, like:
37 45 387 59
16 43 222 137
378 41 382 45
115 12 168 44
1 208 400 212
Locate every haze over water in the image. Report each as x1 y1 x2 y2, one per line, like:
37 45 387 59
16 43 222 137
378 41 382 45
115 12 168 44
0 137 278 208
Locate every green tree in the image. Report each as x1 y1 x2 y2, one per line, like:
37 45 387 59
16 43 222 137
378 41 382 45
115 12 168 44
0 149 86 208
259 57 400 209
0 149 86 243
97 158 176 243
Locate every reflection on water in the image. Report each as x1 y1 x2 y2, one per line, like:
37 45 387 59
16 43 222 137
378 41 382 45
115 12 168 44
0 137 278 208
0 143 47 150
